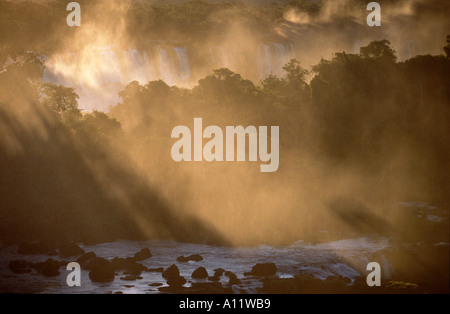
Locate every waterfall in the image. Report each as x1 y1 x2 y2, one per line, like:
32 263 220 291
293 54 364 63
122 49 152 84
43 45 193 111
257 44 273 79
96 47 122 84
43 43 298 111
257 43 296 79
209 47 230 69
155 46 177 86
173 47 191 82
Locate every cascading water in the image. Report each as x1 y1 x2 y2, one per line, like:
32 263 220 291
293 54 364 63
209 47 230 69
173 47 191 82
257 43 296 79
43 43 296 111
122 49 152 84
43 45 193 111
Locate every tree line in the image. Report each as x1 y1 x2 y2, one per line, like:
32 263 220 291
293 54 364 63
0 37 449 244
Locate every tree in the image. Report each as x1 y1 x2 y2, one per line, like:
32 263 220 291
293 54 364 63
79 111 121 144
283 58 308 91
444 35 450 58
360 39 397 63
40 83 80 114
195 68 258 105
118 80 142 103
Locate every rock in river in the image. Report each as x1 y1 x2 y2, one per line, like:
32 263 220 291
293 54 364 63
192 266 209 279
89 258 115 283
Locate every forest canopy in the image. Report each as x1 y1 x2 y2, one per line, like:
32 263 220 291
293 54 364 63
0 0 449 248
1 36 449 244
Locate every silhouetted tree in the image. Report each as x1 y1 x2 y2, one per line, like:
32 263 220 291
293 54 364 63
444 35 450 58
360 39 397 63
40 83 80 114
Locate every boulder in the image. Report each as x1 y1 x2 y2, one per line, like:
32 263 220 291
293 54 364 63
111 257 133 270
88 258 115 282
250 263 277 276
59 242 85 258
134 248 152 261
41 258 61 277
162 264 180 280
9 260 32 274
167 275 186 287
162 264 185 287
192 266 208 279
214 268 225 277
208 268 224 281
148 283 163 287
77 252 97 268
111 257 146 275
176 254 203 262
146 267 164 273
225 271 240 285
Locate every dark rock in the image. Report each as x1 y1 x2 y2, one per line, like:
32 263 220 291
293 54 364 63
111 257 146 275
177 254 203 262
122 274 143 280
148 283 163 287
59 242 85 258
41 258 61 277
146 267 164 272
114 291 123 294
31 261 44 272
9 260 32 274
229 275 240 285
111 257 133 269
167 275 186 287
250 263 277 276
88 258 115 283
158 285 189 293
214 268 225 277
192 266 208 279
85 257 107 270
225 271 240 285
162 264 180 280
77 252 97 268
162 264 185 287
123 285 134 288
224 271 233 277
134 248 152 261
259 274 359 294
208 268 224 282
126 263 146 275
